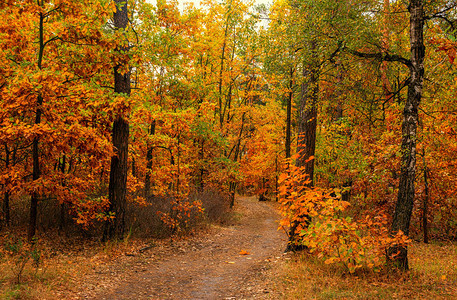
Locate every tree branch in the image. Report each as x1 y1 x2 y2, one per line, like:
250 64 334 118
345 47 412 68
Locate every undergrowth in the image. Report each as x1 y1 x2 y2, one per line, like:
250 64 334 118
276 241 457 299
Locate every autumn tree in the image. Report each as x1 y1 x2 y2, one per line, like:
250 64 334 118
0 0 117 240
104 0 132 240
343 0 457 270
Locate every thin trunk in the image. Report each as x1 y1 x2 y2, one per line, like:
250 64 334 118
381 0 392 100
285 67 293 159
176 133 180 195
199 140 204 192
388 0 425 270
144 120 156 198
28 9 45 242
59 155 66 231
275 155 279 202
229 112 246 208
333 62 343 122
131 138 136 178
3 192 9 228
105 0 131 241
223 38 237 124
2 144 10 227
422 149 429 244
218 2 232 128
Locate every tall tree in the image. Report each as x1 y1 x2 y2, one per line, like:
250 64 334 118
28 2 46 241
105 0 131 240
295 41 319 181
388 0 425 270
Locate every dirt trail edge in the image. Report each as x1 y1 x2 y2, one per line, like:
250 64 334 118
83 196 288 300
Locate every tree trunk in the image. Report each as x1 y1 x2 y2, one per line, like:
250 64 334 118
218 1 232 128
2 144 10 228
144 120 155 198
381 0 392 101
287 41 319 251
388 0 424 270
28 10 45 242
229 112 246 208
296 42 319 183
105 117 129 240
285 67 293 159
275 155 279 201
105 0 131 241
422 149 429 244
199 140 204 192
58 155 66 231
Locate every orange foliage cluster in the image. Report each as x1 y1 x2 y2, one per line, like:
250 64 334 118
279 160 409 273
0 0 282 233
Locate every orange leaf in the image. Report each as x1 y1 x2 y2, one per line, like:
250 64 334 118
305 156 315 163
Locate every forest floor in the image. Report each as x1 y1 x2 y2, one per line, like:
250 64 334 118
68 196 288 299
2 196 457 299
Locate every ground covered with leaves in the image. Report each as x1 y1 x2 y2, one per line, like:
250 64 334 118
2 196 456 299
1 196 288 299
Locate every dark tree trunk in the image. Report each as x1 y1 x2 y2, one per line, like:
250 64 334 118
144 120 155 198
29 117 42 241
2 192 9 228
287 41 319 252
105 117 129 240
105 0 131 241
388 0 425 270
199 140 204 192
422 150 429 244
218 3 231 128
28 10 45 242
275 155 279 201
59 155 66 231
332 62 343 122
285 68 294 159
131 149 136 178
229 113 246 209
296 42 319 183
2 144 11 228
381 0 392 101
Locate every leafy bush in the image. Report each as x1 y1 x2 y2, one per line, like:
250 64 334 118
279 163 409 273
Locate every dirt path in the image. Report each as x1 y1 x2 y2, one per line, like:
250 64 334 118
78 196 288 299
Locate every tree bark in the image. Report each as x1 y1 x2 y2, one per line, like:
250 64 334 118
296 42 319 183
144 120 155 198
381 0 392 101
388 0 425 270
28 10 45 242
105 0 131 241
285 67 293 159
218 0 232 128
199 139 204 192
422 149 429 244
229 112 246 208
2 144 11 228
287 41 319 251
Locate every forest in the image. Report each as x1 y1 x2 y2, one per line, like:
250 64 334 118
1 0 457 298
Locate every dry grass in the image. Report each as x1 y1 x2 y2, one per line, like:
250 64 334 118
274 241 457 299
0 230 165 299
0 189 233 299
